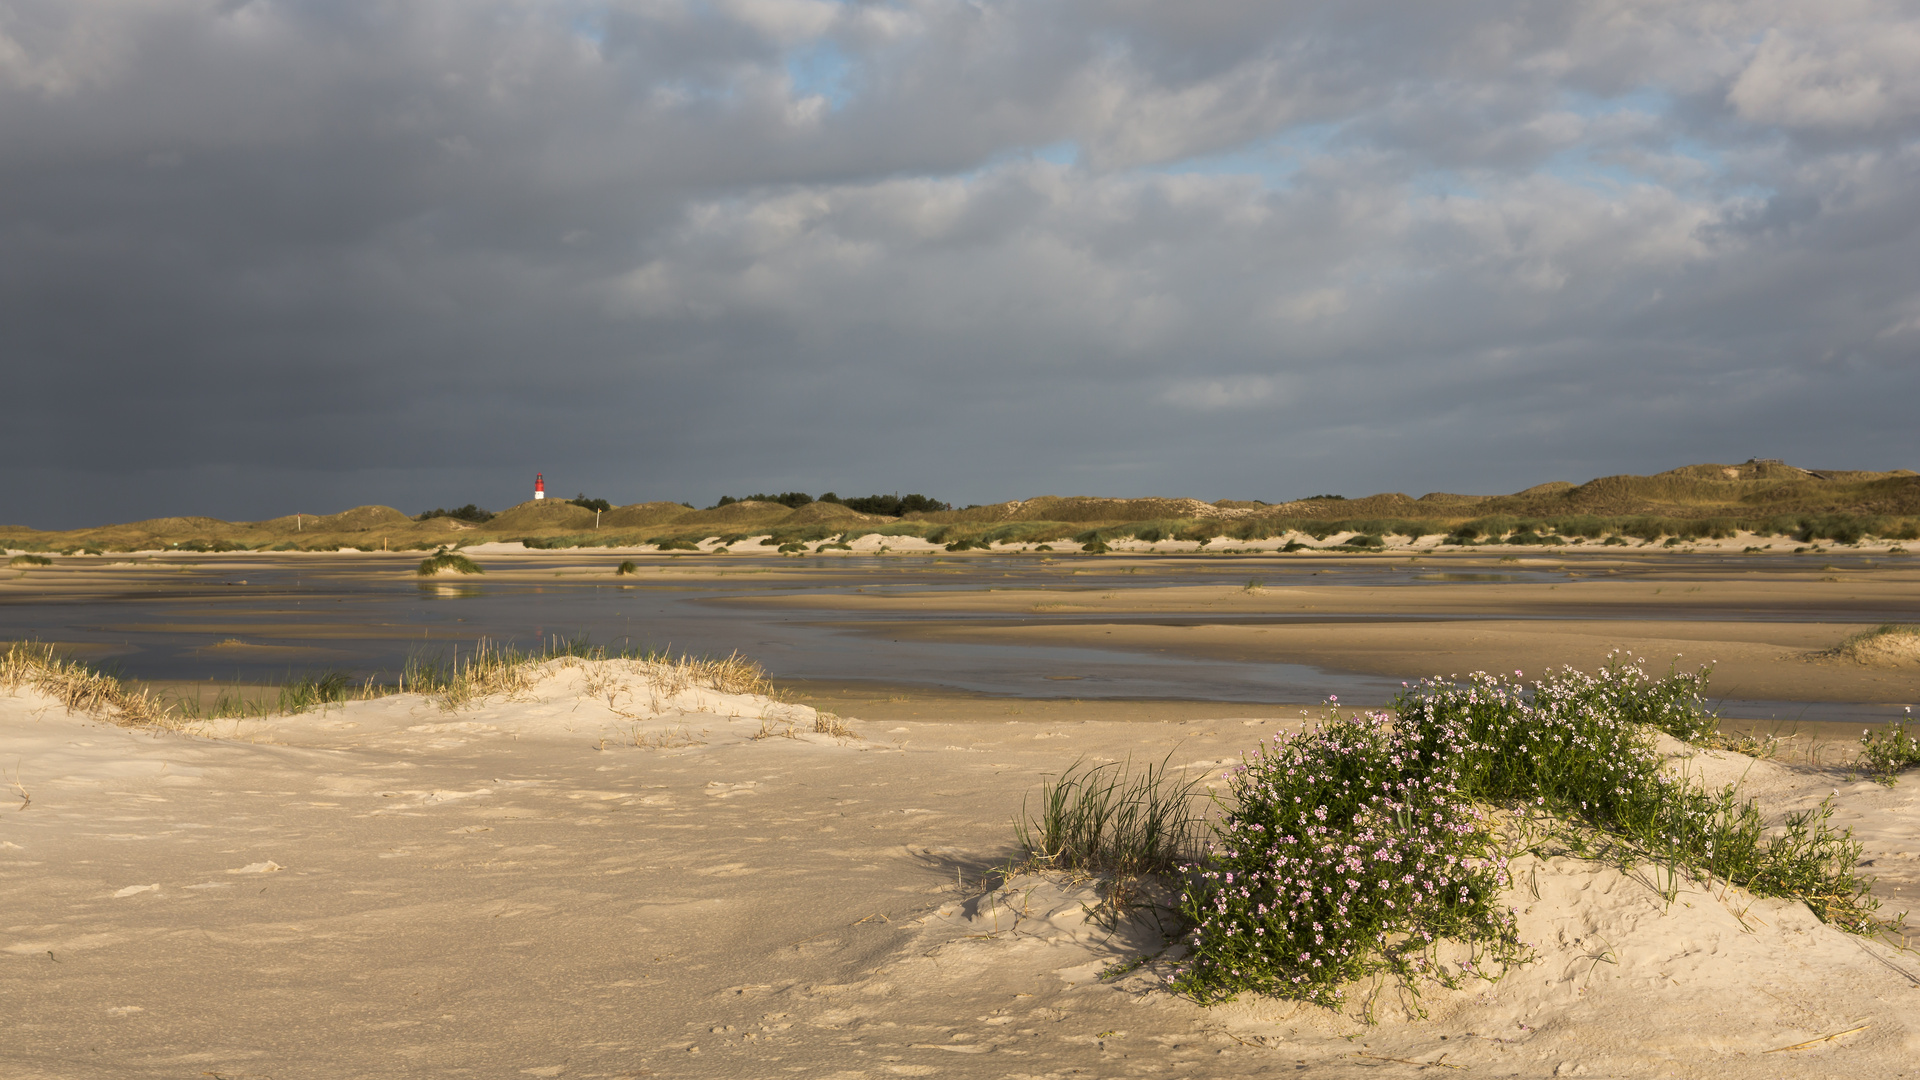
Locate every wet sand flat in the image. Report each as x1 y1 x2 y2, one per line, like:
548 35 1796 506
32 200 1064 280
875 617 1920 707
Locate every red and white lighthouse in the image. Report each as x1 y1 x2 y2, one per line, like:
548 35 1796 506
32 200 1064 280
534 472 546 500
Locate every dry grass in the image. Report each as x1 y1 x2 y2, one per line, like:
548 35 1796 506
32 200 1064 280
407 638 780 715
753 714 800 740
632 724 704 749
813 711 857 738
0 641 179 729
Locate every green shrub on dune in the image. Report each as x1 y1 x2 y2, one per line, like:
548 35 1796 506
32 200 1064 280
1163 657 1879 1011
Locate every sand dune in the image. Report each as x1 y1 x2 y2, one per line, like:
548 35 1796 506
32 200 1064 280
2 662 1916 1078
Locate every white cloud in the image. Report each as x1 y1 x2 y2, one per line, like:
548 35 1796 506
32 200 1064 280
1728 23 1920 131
1163 375 1292 410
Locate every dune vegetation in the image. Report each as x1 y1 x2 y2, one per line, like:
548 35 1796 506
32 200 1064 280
416 547 484 575
4 460 1918 555
1015 656 1898 1014
0 635 778 729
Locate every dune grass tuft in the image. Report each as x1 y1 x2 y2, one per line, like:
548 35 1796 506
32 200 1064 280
276 670 356 713
1816 623 1920 667
417 547 483 576
1015 753 1204 881
402 636 776 711
0 641 175 728
9 554 54 567
813 711 857 738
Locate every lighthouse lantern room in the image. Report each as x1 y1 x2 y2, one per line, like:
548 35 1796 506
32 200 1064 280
534 472 545 500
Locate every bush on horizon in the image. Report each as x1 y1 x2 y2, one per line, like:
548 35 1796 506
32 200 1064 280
416 504 494 523
711 491 814 510
706 491 952 516
822 492 951 516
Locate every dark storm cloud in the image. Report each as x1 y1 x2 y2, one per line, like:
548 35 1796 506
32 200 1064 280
1 0 1916 527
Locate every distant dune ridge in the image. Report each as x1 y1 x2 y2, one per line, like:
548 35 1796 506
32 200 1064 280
4 460 1918 554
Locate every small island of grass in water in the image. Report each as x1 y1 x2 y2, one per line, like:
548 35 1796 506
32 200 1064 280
417 546 484 576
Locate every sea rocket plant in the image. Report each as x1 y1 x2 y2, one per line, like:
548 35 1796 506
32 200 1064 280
1170 654 1877 1006
1171 710 1521 1007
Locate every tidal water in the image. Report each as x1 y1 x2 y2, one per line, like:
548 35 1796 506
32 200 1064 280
0 551 1901 721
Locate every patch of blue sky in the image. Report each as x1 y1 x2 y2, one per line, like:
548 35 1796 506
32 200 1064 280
1559 85 1672 121
570 1 609 46
1538 136 1728 196
572 18 605 46
1029 141 1078 166
1137 123 1344 189
1407 169 1486 201
787 39 856 110
936 140 1083 182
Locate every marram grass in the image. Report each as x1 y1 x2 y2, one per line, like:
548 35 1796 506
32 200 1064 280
0 641 176 728
1014 753 1205 880
4 635 784 729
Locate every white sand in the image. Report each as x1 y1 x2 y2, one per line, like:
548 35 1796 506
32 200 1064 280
2 668 1917 1078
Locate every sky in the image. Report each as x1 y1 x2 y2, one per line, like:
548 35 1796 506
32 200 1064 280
3 0 1917 528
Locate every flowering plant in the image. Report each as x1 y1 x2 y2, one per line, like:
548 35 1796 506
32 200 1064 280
1171 711 1521 1007
1170 655 1880 1007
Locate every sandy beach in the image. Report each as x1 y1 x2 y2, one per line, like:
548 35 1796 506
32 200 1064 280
3 650 1918 1079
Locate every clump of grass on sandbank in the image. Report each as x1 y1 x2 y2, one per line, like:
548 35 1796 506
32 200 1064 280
1015 753 1205 881
1814 623 1920 667
9 554 53 567
402 635 776 711
416 546 483 576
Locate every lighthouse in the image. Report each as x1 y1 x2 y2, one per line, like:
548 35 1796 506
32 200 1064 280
534 472 546 500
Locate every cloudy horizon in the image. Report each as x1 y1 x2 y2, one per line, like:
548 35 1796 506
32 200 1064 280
3 0 1917 529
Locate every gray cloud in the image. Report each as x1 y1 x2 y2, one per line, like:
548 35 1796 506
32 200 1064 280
1 0 1916 527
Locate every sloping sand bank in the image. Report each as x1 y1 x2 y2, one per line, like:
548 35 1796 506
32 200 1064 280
2 666 1916 1078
